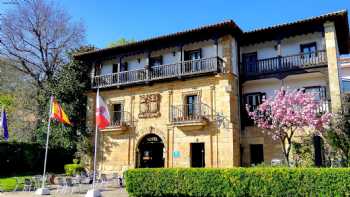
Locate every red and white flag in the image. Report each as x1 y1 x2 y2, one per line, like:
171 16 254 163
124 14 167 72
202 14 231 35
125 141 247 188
96 91 110 129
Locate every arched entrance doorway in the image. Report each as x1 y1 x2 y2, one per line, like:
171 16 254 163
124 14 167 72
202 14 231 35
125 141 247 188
136 134 164 168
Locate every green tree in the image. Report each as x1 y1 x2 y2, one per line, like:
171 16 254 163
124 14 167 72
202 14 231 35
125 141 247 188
35 46 95 153
0 60 37 142
324 112 350 167
107 38 136 47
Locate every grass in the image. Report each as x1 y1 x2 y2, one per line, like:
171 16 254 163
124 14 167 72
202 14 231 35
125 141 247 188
0 176 31 192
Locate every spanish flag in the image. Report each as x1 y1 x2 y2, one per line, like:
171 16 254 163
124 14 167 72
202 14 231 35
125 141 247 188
51 98 72 125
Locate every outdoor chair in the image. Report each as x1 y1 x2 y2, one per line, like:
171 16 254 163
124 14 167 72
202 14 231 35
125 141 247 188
72 176 86 194
32 175 42 190
97 173 109 189
23 178 32 192
56 177 66 194
65 177 76 194
111 173 119 186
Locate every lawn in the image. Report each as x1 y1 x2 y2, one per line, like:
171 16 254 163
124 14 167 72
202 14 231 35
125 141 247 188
0 176 31 192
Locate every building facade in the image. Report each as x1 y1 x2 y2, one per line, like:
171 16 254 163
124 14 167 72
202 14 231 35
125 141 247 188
75 10 350 173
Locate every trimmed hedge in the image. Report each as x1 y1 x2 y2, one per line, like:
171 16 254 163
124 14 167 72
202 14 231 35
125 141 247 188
0 142 75 176
125 168 350 197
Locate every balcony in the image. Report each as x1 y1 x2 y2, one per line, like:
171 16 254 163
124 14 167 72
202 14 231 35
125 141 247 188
242 50 327 80
171 103 211 130
92 57 223 89
100 111 132 132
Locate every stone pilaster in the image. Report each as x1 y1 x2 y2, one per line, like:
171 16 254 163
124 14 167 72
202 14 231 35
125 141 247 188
324 21 342 112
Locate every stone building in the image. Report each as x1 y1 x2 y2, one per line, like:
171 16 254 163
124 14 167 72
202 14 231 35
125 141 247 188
74 10 350 172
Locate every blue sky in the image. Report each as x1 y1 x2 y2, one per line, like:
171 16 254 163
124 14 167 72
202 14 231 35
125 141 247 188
1 0 350 48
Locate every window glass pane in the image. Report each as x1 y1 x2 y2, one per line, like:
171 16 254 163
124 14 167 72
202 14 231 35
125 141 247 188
304 87 326 101
343 80 350 93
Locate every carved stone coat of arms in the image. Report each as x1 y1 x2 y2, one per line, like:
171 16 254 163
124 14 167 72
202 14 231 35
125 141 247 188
139 94 161 118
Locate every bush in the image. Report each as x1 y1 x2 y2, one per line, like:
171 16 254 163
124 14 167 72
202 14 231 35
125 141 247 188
0 142 75 176
64 164 84 176
125 168 350 197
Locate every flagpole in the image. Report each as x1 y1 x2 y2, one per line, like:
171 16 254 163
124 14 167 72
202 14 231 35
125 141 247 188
92 88 99 189
41 96 54 190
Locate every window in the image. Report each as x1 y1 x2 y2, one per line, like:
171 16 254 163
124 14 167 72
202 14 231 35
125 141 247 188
243 92 265 126
303 86 326 101
304 86 328 114
244 93 265 111
120 62 128 72
300 42 317 57
149 56 163 67
342 80 350 93
184 49 201 61
185 95 198 117
112 103 123 126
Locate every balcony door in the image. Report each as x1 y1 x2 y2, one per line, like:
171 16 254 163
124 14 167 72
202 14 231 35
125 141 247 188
242 52 258 73
185 95 198 120
112 103 123 126
185 49 201 72
150 56 163 78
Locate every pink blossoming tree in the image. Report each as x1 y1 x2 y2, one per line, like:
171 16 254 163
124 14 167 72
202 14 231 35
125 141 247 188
247 87 332 166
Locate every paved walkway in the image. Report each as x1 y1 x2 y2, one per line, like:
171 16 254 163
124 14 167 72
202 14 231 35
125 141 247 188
0 187 128 197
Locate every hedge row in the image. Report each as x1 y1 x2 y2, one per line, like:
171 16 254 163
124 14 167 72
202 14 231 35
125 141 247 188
0 142 75 176
125 168 350 197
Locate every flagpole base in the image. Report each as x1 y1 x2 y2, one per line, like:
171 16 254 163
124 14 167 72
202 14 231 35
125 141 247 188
85 189 102 197
35 188 50 195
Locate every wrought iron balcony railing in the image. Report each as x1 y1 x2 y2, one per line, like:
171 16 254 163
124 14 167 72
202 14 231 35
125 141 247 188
171 103 211 124
242 50 327 78
92 57 224 88
103 111 132 131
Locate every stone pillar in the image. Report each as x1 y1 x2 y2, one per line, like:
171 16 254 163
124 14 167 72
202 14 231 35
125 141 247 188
221 35 233 73
324 21 342 112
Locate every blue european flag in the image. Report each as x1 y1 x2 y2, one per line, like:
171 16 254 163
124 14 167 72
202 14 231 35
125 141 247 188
1 109 8 141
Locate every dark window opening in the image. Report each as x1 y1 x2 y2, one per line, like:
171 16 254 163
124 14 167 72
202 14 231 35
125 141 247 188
184 49 201 61
150 56 163 67
190 143 205 167
112 64 118 73
119 62 128 83
95 63 102 76
300 42 317 58
112 103 123 126
243 92 265 126
120 62 128 72
242 52 258 73
250 144 264 166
